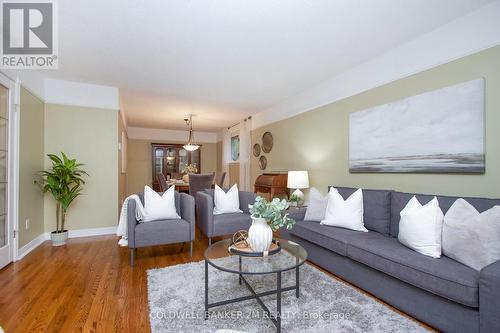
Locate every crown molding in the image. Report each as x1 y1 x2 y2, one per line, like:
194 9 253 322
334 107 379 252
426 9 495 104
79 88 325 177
127 126 218 143
0 69 46 101
44 79 119 110
0 71 120 110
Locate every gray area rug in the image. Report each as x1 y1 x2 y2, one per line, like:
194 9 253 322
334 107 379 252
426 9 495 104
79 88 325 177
147 258 427 333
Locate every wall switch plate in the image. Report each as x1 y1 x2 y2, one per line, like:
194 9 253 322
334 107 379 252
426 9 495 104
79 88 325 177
25 219 29 230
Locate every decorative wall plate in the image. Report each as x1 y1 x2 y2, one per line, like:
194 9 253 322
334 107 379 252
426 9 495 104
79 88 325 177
262 132 273 153
259 156 267 170
253 143 261 157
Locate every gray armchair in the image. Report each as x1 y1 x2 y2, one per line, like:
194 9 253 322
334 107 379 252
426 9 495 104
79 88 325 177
196 189 256 245
127 191 195 265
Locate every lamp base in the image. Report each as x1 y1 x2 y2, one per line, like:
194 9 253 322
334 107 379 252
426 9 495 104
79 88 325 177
291 188 305 206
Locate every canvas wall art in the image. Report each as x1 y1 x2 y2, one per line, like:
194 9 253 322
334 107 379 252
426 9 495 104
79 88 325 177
349 78 485 173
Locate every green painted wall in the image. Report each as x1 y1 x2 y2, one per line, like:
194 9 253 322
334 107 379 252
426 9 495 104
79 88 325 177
18 88 45 247
44 104 119 231
251 46 500 198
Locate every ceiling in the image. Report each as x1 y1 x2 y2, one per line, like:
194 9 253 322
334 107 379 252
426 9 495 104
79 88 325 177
41 0 494 131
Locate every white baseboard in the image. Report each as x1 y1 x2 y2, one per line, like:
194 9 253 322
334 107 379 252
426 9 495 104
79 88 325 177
16 233 47 261
16 226 117 261
67 226 117 238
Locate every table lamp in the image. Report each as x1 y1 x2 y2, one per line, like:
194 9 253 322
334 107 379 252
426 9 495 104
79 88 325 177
287 171 309 206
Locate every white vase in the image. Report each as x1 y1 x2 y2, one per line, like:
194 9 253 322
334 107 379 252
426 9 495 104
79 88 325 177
248 217 273 252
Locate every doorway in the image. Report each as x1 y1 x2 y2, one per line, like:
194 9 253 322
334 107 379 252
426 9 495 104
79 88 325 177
0 74 17 269
151 143 201 191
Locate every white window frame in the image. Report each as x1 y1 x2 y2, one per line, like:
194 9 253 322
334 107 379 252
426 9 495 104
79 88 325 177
230 130 240 163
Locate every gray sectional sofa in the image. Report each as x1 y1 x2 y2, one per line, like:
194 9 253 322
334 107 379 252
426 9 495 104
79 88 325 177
280 186 500 333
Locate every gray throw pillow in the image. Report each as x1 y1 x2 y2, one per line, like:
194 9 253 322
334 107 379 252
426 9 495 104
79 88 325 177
304 187 328 222
442 198 500 271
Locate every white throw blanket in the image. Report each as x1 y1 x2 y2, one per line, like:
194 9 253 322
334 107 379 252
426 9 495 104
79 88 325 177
117 194 148 246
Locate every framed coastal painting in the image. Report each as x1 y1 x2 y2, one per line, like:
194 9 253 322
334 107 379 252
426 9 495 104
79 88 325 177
349 78 485 173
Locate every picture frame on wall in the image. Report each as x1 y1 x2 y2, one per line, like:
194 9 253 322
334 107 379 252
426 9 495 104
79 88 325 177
349 78 485 173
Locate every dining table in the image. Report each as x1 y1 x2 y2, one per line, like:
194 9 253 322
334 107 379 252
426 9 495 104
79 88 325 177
167 180 190 193
167 179 216 194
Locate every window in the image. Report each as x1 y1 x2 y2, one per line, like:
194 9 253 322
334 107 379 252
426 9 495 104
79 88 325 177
231 135 240 161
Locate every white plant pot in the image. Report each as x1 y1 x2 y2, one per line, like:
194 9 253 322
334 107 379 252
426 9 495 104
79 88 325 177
50 230 68 246
248 217 273 252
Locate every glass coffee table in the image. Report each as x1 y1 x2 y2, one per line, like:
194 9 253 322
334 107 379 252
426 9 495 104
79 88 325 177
204 238 307 333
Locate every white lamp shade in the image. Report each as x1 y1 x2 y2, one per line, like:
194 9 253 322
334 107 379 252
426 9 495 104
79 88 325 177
287 171 309 189
183 143 200 151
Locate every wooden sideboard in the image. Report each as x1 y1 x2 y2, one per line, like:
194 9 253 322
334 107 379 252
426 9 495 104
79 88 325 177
254 173 288 200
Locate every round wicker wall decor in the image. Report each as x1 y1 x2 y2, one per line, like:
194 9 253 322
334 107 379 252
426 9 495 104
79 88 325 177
259 156 267 170
253 143 261 157
262 132 273 153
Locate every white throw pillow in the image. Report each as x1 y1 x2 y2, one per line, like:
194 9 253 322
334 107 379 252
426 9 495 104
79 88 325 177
443 199 500 271
398 196 443 258
213 184 243 215
304 187 328 222
143 185 180 221
320 187 367 232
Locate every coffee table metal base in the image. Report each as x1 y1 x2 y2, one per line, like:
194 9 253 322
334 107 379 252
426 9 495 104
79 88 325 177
204 259 300 333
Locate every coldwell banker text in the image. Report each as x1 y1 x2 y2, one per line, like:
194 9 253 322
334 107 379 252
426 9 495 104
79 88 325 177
1 0 58 69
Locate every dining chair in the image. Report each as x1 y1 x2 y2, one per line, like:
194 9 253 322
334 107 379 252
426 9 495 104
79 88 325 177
157 173 168 191
188 173 214 197
214 171 227 188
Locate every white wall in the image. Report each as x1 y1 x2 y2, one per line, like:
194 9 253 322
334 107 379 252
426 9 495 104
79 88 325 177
252 0 500 130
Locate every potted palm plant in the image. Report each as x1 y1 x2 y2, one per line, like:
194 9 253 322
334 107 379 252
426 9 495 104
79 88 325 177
41 152 88 246
248 196 295 252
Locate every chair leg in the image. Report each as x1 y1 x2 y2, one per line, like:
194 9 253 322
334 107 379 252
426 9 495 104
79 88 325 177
130 248 135 266
190 241 193 259
208 237 211 246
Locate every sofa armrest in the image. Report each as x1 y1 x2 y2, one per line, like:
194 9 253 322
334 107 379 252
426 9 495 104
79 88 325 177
127 199 139 249
239 191 257 213
180 192 195 240
480 260 500 332
196 191 214 237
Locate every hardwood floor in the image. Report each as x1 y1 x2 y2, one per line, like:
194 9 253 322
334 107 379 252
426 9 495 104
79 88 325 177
0 234 431 332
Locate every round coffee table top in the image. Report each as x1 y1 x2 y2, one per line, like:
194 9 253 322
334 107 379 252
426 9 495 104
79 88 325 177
204 238 307 275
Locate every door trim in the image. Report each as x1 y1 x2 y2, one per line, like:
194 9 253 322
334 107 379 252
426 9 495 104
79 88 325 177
11 78 20 261
0 73 19 267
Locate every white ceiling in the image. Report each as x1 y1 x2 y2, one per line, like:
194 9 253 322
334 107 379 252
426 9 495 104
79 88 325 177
41 0 495 131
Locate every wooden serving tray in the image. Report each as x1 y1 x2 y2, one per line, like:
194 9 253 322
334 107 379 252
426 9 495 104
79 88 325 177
228 239 281 257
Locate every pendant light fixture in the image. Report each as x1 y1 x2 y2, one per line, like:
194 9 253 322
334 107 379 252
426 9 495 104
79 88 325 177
183 114 200 151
